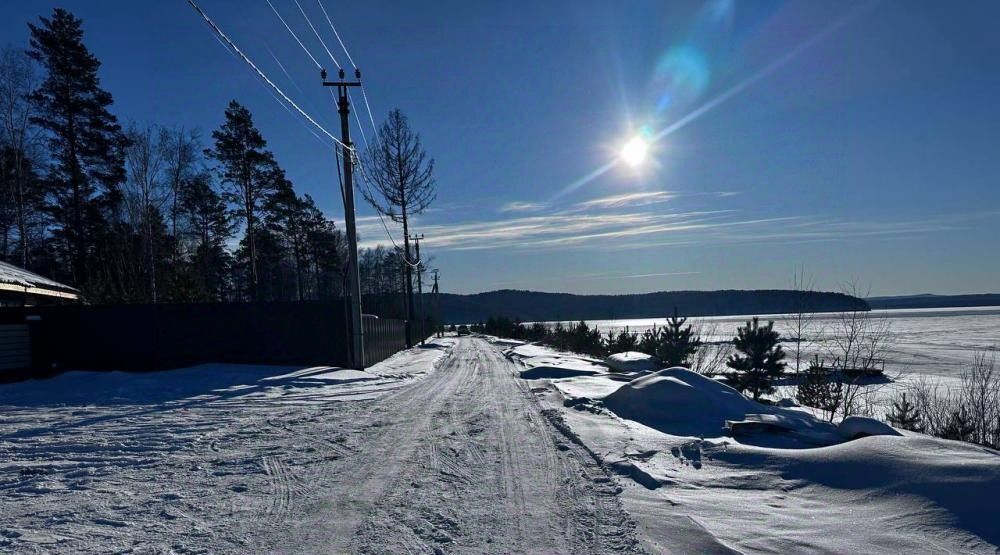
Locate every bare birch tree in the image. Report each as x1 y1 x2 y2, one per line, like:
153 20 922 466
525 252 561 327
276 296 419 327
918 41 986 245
124 123 169 302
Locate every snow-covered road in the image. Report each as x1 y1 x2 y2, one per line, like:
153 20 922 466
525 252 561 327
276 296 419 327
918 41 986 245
281 337 640 554
0 337 641 554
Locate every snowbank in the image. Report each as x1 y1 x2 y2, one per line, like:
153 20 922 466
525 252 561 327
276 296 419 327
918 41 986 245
604 351 658 373
522 340 1000 553
711 434 1000 550
603 367 754 437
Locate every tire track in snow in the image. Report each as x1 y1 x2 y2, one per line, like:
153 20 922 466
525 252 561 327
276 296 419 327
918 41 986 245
295 337 644 554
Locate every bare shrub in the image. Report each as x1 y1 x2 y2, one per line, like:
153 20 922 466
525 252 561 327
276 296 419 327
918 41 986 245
896 349 999 448
689 322 732 375
825 280 893 418
958 350 999 448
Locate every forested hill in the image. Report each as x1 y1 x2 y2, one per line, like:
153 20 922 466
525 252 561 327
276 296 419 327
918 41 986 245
438 289 868 324
867 293 1000 310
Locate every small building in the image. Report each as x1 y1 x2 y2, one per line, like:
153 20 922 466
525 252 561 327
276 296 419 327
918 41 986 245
0 260 78 307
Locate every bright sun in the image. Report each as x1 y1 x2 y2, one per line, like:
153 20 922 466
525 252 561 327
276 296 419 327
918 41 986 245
620 135 649 168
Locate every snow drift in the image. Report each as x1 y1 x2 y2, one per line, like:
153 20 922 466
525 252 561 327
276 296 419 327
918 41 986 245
603 351 658 373
603 367 754 437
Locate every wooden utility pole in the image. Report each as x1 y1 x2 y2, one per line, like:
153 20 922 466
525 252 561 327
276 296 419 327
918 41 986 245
412 234 425 345
323 68 365 369
432 269 441 338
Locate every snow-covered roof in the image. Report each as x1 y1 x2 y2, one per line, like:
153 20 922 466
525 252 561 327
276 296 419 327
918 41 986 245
0 260 78 300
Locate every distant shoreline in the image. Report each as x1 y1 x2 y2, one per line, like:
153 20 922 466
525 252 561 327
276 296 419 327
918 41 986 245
439 289 1000 324
867 293 1000 311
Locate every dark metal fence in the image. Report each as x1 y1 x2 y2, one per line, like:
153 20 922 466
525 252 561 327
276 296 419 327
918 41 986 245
0 301 408 377
363 317 407 366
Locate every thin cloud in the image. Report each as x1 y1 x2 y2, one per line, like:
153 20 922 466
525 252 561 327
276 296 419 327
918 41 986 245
577 270 701 281
352 201 995 253
498 201 547 213
573 191 674 210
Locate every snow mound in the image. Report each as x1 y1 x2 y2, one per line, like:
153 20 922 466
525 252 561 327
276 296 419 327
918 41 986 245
837 416 902 440
604 351 658 373
603 367 754 437
716 435 1000 548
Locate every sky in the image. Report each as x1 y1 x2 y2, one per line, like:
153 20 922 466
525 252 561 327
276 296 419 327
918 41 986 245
2 0 998 296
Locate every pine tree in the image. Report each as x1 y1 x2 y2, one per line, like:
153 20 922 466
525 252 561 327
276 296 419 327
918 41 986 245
637 324 659 357
795 356 843 419
727 317 787 400
941 407 975 442
605 327 639 355
299 195 344 299
796 362 828 408
655 307 700 367
28 8 126 292
207 100 280 301
887 392 923 432
178 171 232 300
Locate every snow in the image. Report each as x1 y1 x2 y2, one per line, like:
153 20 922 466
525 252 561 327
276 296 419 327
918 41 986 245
584 306 1000 380
518 343 1000 553
3 329 997 553
0 336 646 554
604 351 658 373
0 339 456 553
503 343 608 380
604 368 753 438
0 259 76 292
837 415 902 439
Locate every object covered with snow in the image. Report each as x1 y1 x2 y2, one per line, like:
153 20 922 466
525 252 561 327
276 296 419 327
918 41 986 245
603 367 754 437
837 415 903 440
603 351 658 373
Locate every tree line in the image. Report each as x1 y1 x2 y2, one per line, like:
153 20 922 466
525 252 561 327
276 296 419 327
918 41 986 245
0 8 433 313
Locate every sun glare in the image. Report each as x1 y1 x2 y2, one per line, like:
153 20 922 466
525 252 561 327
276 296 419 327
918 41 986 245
620 135 649 168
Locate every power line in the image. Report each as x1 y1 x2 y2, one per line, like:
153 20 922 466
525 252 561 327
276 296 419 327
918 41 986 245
264 42 334 129
359 84 378 135
187 0 349 150
292 0 341 69
314 0 377 133
348 90 370 150
264 0 322 69
316 0 356 68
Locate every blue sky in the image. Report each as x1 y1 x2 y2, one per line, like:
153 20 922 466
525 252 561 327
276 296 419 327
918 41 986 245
2 1 998 295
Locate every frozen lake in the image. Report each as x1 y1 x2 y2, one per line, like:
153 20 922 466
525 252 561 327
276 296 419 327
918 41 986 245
561 306 1000 380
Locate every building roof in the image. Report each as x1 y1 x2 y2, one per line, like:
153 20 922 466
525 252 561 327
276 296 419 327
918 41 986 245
0 260 79 300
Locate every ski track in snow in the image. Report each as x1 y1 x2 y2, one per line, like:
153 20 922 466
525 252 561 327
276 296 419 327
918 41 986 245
0 337 642 554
